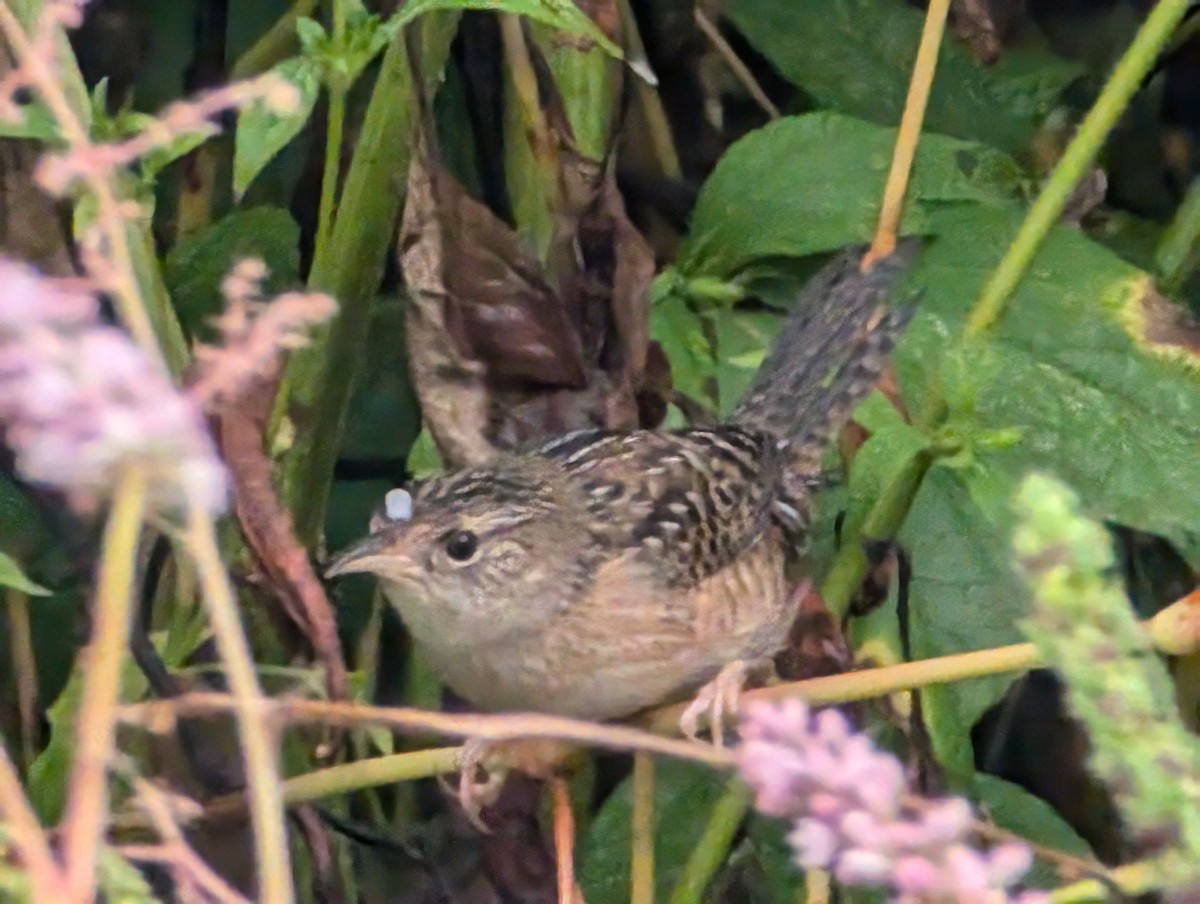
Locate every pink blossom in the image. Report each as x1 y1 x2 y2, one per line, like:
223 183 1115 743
189 258 337 407
738 699 1048 903
0 256 226 514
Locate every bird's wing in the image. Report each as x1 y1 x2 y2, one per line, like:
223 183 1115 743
534 426 800 590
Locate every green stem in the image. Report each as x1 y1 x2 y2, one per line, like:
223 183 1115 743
963 0 1193 340
185 510 293 904
313 0 349 261
1156 175 1200 292
819 448 933 619
230 0 321 81
61 467 148 902
275 14 461 546
666 781 750 904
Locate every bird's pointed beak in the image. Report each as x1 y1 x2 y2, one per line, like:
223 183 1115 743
325 531 400 579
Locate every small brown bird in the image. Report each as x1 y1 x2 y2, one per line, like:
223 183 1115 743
327 244 916 739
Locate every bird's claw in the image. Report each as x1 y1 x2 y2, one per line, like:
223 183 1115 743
680 660 750 746
441 738 509 833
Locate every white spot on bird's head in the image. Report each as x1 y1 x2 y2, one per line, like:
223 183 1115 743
385 488 413 522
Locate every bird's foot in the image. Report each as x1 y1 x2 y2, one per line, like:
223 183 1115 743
442 738 510 833
445 737 576 832
680 659 752 746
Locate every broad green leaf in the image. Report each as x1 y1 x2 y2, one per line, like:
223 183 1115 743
899 464 1031 779
163 206 301 339
897 205 1200 563
971 774 1093 889
0 551 49 596
233 56 321 198
724 0 1081 154
578 761 730 904
884 204 1200 775
679 113 1023 279
386 0 622 58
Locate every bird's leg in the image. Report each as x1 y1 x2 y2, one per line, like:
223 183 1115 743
443 738 510 832
680 659 756 746
682 579 818 744
445 737 577 833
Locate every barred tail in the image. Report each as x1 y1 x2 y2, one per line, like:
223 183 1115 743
731 240 919 469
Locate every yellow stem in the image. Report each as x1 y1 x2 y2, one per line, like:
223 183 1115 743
630 752 656 904
61 467 148 902
184 509 293 904
865 0 951 267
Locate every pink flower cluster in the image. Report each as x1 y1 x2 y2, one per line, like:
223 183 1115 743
0 256 226 514
738 699 1048 904
190 259 337 407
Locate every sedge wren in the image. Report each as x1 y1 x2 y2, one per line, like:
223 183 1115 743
327 243 916 739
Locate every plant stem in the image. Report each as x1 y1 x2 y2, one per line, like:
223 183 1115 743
184 509 293 904
643 641 1039 735
667 780 750 904
5 588 39 770
865 0 949 265
630 752 656 904
200 747 460 820
230 0 321 81
61 466 148 903
963 0 1193 340
314 0 349 262
276 15 461 546
1156 175 1200 292
819 449 933 619
0 2 189 377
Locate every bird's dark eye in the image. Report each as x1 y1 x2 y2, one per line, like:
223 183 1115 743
445 530 479 562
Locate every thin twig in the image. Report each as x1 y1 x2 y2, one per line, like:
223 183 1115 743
61 466 148 903
643 642 1040 735
0 1 172 373
119 693 736 769
693 9 779 121
864 0 950 267
5 587 40 769
0 742 67 899
183 510 293 904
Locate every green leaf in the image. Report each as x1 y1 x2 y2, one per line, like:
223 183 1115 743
0 550 49 596
713 307 783 417
233 56 321 199
679 113 1024 279
295 15 328 53
970 774 1093 889
650 290 718 407
0 102 59 142
405 428 445 480
97 848 158 903
724 0 1081 154
898 205 1200 563
385 0 623 59
899 465 1032 780
163 206 301 339
578 761 730 904
737 817 807 903
885 204 1200 775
